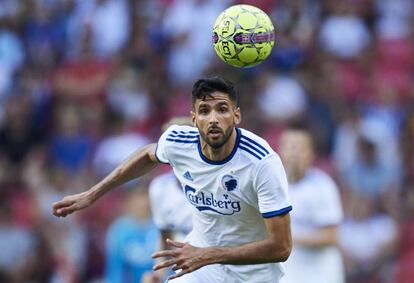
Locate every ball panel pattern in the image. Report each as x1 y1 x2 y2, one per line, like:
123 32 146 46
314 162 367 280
212 4 275 68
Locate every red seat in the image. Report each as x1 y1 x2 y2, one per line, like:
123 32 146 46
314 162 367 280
394 218 414 283
376 38 414 71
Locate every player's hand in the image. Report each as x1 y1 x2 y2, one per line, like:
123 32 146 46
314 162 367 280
152 239 212 280
52 191 94 217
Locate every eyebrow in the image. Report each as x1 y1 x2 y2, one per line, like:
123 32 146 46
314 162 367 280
197 100 232 110
216 102 230 107
198 103 210 109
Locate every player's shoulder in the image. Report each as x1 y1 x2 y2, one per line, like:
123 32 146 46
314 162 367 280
307 167 338 191
308 167 334 182
165 124 199 134
163 124 199 146
238 128 275 162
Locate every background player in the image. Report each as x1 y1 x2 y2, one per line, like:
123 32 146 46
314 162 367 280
143 171 193 283
53 76 292 283
279 124 345 283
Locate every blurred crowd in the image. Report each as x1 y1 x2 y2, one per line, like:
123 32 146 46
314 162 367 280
0 0 413 282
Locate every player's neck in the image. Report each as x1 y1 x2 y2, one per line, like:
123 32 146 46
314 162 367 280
201 128 237 161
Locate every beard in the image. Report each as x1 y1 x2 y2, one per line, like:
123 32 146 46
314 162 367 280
199 124 234 149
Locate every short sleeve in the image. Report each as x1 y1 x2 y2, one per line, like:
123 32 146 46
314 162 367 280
253 154 292 218
155 126 174 164
312 176 343 226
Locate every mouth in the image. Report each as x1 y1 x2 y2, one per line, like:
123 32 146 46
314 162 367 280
208 128 222 139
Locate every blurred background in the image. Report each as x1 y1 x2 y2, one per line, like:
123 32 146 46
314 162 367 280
0 0 413 282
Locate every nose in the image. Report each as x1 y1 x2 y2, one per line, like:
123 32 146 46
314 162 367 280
208 109 219 125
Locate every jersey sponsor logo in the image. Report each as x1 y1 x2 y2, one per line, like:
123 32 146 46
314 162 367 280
221 174 238 191
184 185 241 215
183 171 194 181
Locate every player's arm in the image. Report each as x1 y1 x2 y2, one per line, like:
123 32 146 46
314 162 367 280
152 213 292 280
293 225 338 247
211 213 292 264
52 143 159 217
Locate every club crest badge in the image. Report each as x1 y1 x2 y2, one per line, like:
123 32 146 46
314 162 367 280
221 174 238 192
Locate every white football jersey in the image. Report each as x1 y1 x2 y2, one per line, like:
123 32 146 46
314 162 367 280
149 171 193 240
156 125 291 283
281 168 344 283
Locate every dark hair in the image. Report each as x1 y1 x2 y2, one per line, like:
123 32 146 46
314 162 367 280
192 76 237 107
285 119 312 133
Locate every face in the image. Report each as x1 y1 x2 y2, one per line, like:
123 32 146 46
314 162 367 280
192 91 241 149
279 130 314 182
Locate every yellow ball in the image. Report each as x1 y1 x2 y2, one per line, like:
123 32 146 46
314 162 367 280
212 4 275 68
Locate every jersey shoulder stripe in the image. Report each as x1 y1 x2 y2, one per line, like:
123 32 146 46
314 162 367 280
239 139 267 157
238 128 273 161
239 144 263 160
166 138 198 144
240 134 269 154
168 133 199 139
165 125 199 144
171 130 199 135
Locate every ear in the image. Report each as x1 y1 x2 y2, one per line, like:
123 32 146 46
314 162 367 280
234 107 241 125
190 110 196 126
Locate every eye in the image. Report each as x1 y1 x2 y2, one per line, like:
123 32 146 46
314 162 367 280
219 107 228 113
199 108 209 115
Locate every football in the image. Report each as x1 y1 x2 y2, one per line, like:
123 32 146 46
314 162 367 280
212 4 275 68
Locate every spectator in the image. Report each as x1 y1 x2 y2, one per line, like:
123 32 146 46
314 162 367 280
162 0 227 85
0 24 24 96
0 196 37 282
0 95 38 162
49 104 94 172
93 110 149 177
105 182 159 283
67 0 130 58
106 67 152 131
53 26 113 106
339 193 398 283
257 73 307 122
319 2 371 59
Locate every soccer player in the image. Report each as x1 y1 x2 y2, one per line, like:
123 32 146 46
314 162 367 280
149 171 193 247
279 125 345 283
52 76 292 283
145 171 193 282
